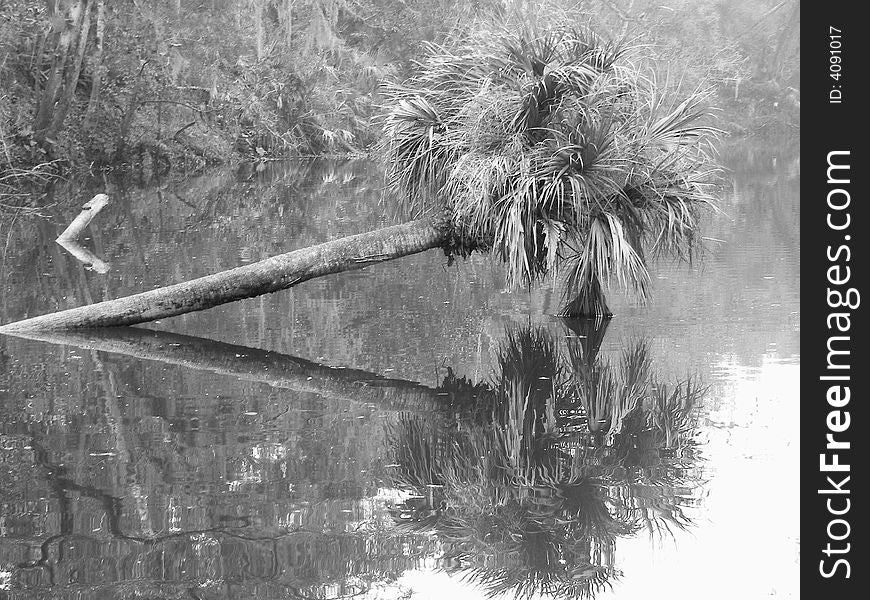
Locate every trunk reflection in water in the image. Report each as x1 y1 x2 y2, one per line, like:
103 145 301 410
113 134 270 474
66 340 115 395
1 321 704 600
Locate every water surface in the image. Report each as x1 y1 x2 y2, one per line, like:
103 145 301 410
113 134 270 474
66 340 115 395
0 135 799 599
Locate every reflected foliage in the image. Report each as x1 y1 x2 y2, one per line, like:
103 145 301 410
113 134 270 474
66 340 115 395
387 320 705 599
0 321 704 600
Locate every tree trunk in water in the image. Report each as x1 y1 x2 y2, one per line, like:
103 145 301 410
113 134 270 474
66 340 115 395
558 275 613 319
92 351 155 536
0 218 449 333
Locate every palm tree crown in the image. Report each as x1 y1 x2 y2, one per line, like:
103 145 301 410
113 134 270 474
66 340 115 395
383 20 721 316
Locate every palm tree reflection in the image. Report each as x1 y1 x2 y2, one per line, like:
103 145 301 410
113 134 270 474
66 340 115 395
387 320 705 599
1 323 704 598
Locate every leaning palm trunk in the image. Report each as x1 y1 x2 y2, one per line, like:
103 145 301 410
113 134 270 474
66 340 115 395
0 218 448 333
559 275 611 318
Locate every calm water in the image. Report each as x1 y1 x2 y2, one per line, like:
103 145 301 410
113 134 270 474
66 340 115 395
0 136 799 600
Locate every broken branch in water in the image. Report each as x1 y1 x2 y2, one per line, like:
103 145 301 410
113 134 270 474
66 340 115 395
56 193 110 242
56 238 110 273
55 193 111 273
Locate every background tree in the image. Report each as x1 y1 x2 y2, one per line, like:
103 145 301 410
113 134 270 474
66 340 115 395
1 0 796 177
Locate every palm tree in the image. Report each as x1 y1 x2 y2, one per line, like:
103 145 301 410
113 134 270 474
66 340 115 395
383 20 720 317
0 18 719 332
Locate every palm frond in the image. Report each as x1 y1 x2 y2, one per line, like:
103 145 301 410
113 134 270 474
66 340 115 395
381 19 722 316
564 212 651 299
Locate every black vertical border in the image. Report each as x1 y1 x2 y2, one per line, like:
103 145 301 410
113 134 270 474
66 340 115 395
803 2 865 596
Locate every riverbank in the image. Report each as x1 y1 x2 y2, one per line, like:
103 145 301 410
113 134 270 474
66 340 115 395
1 1 798 191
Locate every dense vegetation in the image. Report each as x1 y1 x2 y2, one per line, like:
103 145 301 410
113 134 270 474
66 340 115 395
0 0 798 180
0 0 460 173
